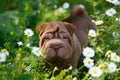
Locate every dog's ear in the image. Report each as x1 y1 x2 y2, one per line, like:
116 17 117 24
63 22 76 35
36 24 47 36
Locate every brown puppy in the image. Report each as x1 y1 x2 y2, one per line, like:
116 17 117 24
36 5 96 69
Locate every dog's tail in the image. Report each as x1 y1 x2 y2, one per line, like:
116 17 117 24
70 5 87 17
62 5 87 22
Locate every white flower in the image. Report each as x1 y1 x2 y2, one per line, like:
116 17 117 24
95 20 104 25
73 77 77 80
17 41 23 46
105 50 112 57
1 49 9 56
106 0 120 5
55 7 65 15
63 2 70 9
24 28 34 37
88 66 102 77
113 0 120 5
68 66 73 70
26 43 30 47
105 8 116 16
0 53 6 62
79 4 85 9
106 0 117 3
83 57 94 68
58 8 65 13
108 62 117 73
88 29 96 37
83 47 95 57
110 52 120 62
32 47 42 57
98 64 105 69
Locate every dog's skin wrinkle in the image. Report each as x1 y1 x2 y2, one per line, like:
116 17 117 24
52 30 60 38
36 5 96 70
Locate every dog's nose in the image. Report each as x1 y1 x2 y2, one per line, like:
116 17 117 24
50 44 62 50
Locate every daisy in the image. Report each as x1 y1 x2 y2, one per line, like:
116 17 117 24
55 7 65 15
95 20 104 25
24 28 34 37
106 0 120 5
58 8 65 13
113 0 120 5
26 43 30 47
110 52 120 62
88 29 96 37
0 53 6 62
88 66 102 77
17 41 23 46
83 47 95 57
83 57 94 68
105 50 112 57
106 0 117 3
98 64 105 69
32 47 42 57
63 2 70 9
1 48 9 56
68 66 73 70
108 62 117 73
79 4 85 9
105 8 116 16
73 77 77 80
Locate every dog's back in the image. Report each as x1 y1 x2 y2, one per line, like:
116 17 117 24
62 5 96 48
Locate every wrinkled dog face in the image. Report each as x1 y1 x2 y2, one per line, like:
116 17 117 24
37 22 75 64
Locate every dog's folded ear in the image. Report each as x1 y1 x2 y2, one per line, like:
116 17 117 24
36 24 47 36
63 22 76 35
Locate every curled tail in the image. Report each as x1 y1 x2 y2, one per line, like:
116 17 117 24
62 5 87 22
70 5 87 17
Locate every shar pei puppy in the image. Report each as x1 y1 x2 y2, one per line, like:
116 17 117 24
36 5 96 69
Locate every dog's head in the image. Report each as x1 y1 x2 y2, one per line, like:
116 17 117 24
36 22 75 68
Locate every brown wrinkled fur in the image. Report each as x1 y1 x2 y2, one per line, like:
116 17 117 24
36 5 96 70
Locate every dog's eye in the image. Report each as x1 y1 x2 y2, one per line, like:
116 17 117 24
44 36 50 41
63 36 67 39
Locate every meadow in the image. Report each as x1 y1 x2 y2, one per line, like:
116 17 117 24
0 0 120 80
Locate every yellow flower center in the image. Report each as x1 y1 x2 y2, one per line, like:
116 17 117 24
0 56 2 60
110 0 114 2
87 60 91 64
1 49 7 53
87 51 91 54
96 21 102 25
114 55 118 59
98 64 105 69
16 53 21 58
35 50 39 53
106 50 112 55
27 32 30 35
109 11 113 14
93 70 97 74
91 32 94 35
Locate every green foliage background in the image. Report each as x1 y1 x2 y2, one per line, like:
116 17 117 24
0 0 120 80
